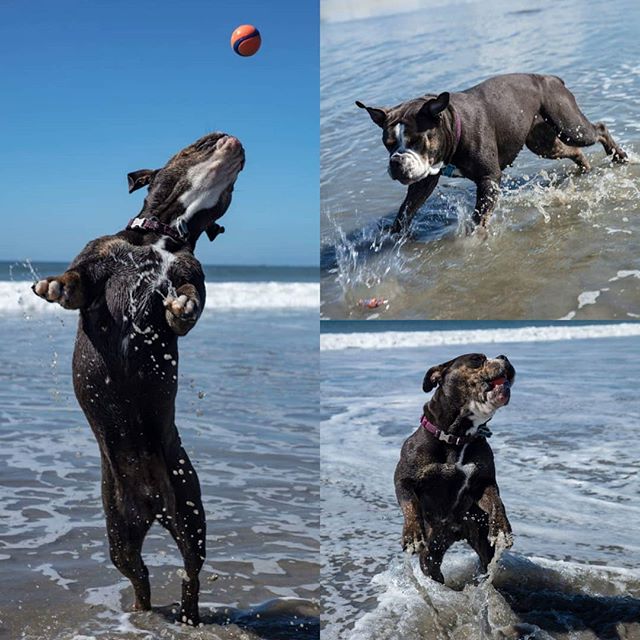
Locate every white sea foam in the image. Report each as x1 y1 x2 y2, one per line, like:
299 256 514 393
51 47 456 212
321 323 640 351
0 281 318 314
346 553 640 640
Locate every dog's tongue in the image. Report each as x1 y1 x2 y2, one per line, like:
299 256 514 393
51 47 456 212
490 376 508 388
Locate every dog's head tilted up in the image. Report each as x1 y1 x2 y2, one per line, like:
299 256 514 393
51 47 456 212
423 353 516 430
128 132 245 244
356 93 456 185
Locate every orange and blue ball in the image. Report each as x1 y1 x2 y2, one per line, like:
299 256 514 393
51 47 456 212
230 25 261 57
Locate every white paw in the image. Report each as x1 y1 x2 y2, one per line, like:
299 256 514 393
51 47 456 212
164 294 197 318
34 278 63 302
404 539 424 555
489 530 513 549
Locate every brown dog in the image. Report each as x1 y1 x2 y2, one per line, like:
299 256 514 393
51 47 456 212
394 353 515 582
32 132 244 625
357 73 627 232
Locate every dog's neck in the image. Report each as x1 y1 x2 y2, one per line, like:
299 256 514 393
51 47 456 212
134 202 209 250
444 105 462 164
423 391 477 438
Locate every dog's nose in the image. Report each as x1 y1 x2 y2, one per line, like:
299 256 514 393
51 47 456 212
217 135 240 149
388 155 403 180
217 136 244 160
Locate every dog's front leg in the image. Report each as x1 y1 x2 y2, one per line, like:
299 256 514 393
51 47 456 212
471 176 501 230
477 484 513 548
164 257 206 336
395 478 427 554
33 270 87 309
390 174 440 234
32 237 120 309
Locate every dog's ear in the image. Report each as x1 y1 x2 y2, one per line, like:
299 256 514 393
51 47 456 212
428 92 450 117
416 92 450 130
355 100 388 128
127 169 158 194
423 357 457 392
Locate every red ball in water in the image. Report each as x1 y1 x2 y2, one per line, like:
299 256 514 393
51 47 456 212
231 25 261 57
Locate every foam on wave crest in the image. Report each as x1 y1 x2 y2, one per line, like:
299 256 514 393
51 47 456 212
0 281 319 314
321 323 640 351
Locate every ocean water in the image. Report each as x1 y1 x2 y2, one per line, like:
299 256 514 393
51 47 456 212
320 323 640 639
320 0 640 319
0 262 319 639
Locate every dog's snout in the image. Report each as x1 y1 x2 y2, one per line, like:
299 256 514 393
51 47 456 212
495 355 515 382
388 155 404 180
217 135 244 159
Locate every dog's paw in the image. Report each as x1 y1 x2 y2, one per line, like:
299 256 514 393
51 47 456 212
472 224 490 241
489 529 513 550
179 609 200 627
164 291 200 336
612 149 629 164
32 272 84 309
402 524 425 555
164 294 198 319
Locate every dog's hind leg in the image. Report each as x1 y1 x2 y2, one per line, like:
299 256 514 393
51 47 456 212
163 449 206 626
539 78 627 163
463 505 494 572
418 536 451 583
592 121 628 163
526 119 590 172
102 473 153 610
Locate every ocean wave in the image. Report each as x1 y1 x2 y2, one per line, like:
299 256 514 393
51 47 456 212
344 552 640 640
321 323 640 351
0 281 319 314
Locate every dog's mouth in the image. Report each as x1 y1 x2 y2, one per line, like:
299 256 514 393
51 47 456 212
388 153 442 185
486 375 511 406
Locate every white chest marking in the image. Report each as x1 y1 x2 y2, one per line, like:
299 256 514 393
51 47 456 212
453 444 476 508
466 399 497 427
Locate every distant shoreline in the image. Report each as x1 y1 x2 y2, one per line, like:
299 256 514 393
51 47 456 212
0 260 319 284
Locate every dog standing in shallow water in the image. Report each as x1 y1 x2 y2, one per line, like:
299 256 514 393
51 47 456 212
356 73 628 233
32 132 245 625
394 353 515 583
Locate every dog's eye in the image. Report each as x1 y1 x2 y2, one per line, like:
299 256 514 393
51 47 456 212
468 355 486 367
382 133 395 149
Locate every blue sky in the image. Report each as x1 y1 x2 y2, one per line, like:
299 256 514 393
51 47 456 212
0 0 318 266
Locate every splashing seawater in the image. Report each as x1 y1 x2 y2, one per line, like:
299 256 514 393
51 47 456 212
322 152 640 319
348 548 640 640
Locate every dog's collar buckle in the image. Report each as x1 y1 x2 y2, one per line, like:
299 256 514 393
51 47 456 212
127 216 187 244
421 415 469 447
439 431 461 446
